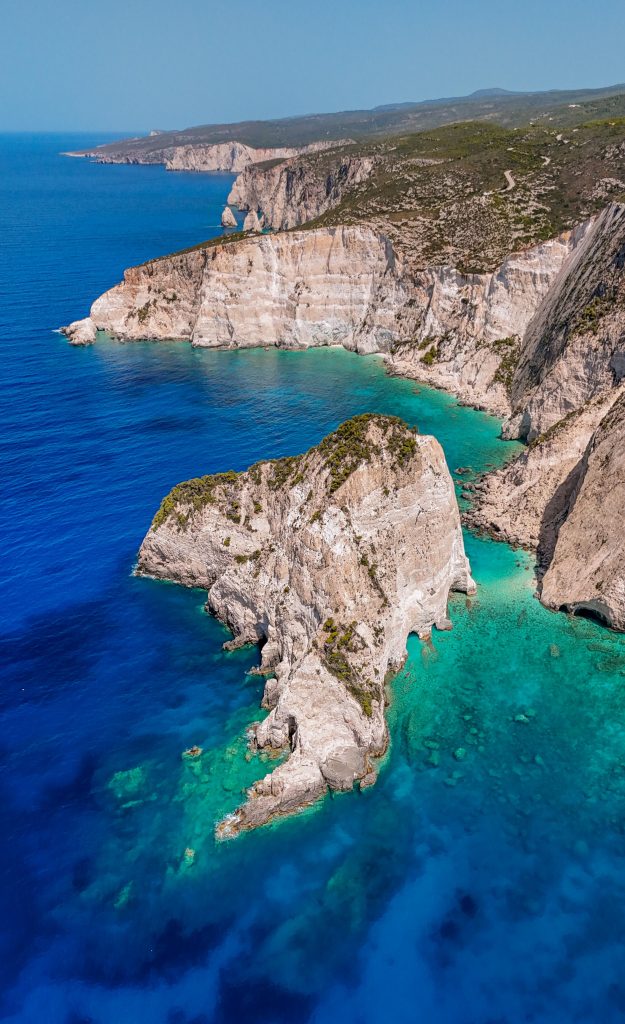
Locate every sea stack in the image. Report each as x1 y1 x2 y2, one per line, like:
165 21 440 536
137 414 475 835
242 209 263 233
221 206 237 228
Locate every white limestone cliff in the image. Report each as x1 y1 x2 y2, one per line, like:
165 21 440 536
228 153 376 231
72 227 412 353
467 389 622 554
505 203 625 441
69 139 352 174
390 226 588 416
62 222 587 410
540 393 625 630
136 415 474 834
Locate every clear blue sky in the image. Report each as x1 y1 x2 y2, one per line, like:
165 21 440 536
2 0 624 131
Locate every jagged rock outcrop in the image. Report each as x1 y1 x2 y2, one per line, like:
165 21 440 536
136 415 475 833
62 317 97 346
505 202 625 441
540 393 625 629
242 209 263 233
228 153 376 231
220 206 237 228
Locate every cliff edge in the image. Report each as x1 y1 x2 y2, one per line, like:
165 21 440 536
540 392 625 629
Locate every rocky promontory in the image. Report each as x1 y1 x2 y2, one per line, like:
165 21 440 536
66 138 351 174
61 219 589 418
137 414 475 834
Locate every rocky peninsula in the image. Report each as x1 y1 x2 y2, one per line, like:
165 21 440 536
137 415 475 834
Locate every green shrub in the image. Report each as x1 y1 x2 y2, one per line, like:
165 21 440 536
151 470 240 530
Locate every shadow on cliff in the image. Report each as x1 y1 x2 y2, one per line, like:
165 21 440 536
535 458 585 587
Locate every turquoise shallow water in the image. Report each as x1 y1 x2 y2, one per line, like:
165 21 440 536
3 134 625 1024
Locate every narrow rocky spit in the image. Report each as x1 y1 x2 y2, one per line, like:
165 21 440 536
137 415 475 834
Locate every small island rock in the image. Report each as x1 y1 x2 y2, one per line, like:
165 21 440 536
221 206 237 228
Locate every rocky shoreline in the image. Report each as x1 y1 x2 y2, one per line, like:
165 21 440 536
63 199 625 631
137 415 475 834
61 214 594 418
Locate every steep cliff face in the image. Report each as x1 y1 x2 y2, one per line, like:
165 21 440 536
505 203 625 441
540 393 625 629
467 385 625 626
137 415 474 834
467 389 621 554
63 222 589 420
228 153 376 230
390 228 587 415
71 139 350 173
69 227 413 354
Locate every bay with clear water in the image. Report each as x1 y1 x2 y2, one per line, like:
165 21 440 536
2 133 625 1024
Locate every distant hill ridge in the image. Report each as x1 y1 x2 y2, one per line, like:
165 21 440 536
74 82 625 156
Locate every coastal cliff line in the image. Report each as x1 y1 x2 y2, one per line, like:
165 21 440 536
137 414 475 834
63 200 625 629
65 138 352 174
64 207 615 426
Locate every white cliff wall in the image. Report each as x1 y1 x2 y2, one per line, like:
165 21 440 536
66 223 588 422
228 154 376 230
86 227 412 353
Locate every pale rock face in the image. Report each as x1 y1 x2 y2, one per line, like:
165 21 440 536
220 206 237 228
228 154 376 231
506 203 625 441
136 416 474 834
68 216 601 420
86 227 413 353
61 317 97 346
242 209 263 233
69 139 353 173
391 228 587 416
540 393 625 630
90 139 353 174
165 142 264 173
75 224 587 409
467 389 622 555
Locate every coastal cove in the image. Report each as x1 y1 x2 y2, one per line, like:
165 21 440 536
4 135 625 1023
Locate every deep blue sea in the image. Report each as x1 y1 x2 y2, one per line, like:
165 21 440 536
3 133 625 1024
